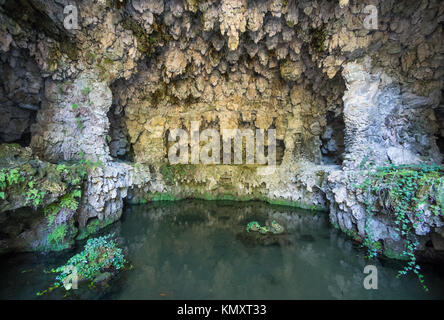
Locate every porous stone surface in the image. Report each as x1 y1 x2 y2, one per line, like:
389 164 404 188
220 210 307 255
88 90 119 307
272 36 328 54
0 0 442 255
323 168 444 258
341 56 442 169
78 161 151 229
30 72 114 162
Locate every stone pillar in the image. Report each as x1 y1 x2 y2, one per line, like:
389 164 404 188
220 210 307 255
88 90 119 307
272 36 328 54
341 56 442 169
31 72 113 162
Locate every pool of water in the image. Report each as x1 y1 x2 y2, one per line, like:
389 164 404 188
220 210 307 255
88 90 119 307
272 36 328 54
1 200 444 300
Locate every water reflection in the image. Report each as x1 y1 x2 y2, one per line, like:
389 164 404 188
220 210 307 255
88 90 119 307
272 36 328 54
110 200 444 299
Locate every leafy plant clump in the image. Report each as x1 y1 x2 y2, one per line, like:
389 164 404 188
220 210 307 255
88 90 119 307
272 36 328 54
0 159 87 209
25 181 46 207
246 221 260 232
46 225 68 247
0 168 47 207
246 221 284 235
45 189 82 226
0 168 25 201
357 163 443 291
50 234 126 290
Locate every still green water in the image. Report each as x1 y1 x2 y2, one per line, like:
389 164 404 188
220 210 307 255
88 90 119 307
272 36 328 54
1 200 443 299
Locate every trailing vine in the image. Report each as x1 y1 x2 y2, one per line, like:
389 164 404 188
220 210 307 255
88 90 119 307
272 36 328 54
357 163 443 291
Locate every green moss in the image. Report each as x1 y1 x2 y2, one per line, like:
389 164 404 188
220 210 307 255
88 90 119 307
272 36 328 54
310 28 327 53
148 192 179 201
337 226 362 242
160 164 175 185
194 192 243 201
384 247 409 261
102 57 114 65
160 164 196 185
121 16 172 55
263 197 326 211
121 17 155 55
59 40 78 61
141 188 328 213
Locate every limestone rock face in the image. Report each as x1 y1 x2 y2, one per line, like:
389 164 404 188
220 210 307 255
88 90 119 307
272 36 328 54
30 72 113 162
0 0 442 254
79 162 151 228
342 57 442 169
0 47 43 143
323 168 444 258
164 45 188 79
219 0 247 51
280 60 304 81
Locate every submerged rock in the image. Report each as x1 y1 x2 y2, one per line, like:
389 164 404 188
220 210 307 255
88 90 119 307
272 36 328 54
237 231 292 247
240 219 288 246
269 220 285 235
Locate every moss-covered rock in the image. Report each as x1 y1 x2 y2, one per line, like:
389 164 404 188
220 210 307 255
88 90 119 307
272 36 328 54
0 144 87 253
76 217 115 241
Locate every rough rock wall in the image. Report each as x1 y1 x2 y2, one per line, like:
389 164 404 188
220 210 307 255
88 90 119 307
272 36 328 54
111 0 443 203
0 0 442 254
324 168 444 259
0 144 83 252
1 0 442 166
78 161 151 229
342 56 442 168
0 46 42 144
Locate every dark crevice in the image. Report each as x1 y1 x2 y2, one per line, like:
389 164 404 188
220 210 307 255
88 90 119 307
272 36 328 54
107 103 131 161
321 111 345 165
0 47 42 147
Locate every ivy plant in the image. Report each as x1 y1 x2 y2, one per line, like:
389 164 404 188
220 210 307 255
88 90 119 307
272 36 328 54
357 163 443 291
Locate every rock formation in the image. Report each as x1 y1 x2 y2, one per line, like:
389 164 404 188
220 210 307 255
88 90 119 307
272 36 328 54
0 0 442 260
